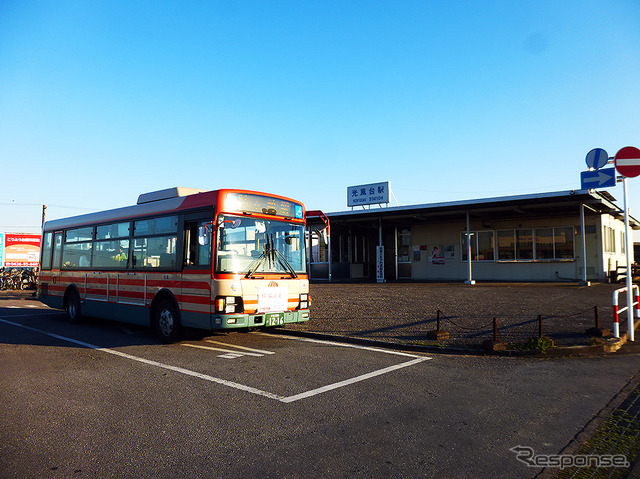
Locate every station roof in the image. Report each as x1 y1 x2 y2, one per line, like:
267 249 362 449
317 190 640 229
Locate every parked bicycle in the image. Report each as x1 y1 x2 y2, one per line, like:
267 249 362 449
0 267 38 290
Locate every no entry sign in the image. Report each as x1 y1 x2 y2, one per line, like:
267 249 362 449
614 146 640 178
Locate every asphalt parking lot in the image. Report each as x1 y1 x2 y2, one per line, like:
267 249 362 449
1 285 639 478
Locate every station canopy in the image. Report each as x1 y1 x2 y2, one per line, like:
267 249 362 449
320 190 640 229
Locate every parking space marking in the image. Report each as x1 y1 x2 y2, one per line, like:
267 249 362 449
0 316 287 401
182 344 265 357
205 340 276 355
281 357 429 403
1 317 432 404
218 352 245 359
182 340 277 360
257 332 427 359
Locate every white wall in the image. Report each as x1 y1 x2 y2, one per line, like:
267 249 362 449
404 214 630 282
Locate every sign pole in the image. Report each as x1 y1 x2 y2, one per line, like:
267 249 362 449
465 210 475 285
623 178 635 341
610 146 640 341
579 204 589 286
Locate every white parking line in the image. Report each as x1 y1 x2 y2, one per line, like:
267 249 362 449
182 344 264 357
281 357 429 403
205 340 276 355
0 317 431 404
0 316 286 401
256 332 426 359
218 353 245 359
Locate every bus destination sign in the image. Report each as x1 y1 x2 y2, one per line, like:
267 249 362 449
224 192 304 219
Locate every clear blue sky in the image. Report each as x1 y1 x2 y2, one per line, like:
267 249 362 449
1 1 639 235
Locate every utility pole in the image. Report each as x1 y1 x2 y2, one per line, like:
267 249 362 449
41 205 47 228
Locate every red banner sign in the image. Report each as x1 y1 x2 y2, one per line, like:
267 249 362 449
4 233 41 267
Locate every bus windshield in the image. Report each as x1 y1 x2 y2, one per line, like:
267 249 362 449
215 215 306 275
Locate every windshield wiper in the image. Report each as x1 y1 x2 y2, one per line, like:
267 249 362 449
272 248 298 278
245 234 298 278
245 245 269 278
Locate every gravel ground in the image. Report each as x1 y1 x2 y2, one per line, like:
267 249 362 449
3 283 635 350
288 282 637 349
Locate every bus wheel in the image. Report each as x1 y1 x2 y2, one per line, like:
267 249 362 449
154 299 181 343
65 289 82 323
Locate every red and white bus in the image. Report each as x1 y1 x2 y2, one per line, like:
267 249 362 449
38 187 310 342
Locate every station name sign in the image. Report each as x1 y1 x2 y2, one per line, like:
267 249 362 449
347 181 390 207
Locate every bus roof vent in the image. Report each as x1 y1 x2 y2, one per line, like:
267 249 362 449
137 187 208 204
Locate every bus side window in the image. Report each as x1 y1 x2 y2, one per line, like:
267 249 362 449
52 232 63 269
184 221 211 267
184 223 195 266
41 232 53 270
198 221 212 266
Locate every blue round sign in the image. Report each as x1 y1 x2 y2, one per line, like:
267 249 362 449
586 148 609 169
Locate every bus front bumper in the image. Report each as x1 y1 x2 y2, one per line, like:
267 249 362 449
211 309 310 330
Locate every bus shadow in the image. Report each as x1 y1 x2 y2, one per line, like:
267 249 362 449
0 303 229 349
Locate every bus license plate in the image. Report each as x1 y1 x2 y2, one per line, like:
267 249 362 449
265 312 285 327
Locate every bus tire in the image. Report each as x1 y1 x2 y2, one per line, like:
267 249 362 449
153 299 181 343
65 289 82 323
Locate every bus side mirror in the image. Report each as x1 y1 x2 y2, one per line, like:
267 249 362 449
199 225 209 246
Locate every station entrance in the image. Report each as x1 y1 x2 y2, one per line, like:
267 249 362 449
307 216 414 282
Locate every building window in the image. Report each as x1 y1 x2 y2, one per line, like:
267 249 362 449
497 227 574 261
398 229 411 262
535 228 554 260
461 230 494 261
604 226 616 253
516 229 534 260
554 227 574 259
497 230 515 260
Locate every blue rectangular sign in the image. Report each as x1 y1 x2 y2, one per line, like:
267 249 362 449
580 168 616 189
347 181 390 207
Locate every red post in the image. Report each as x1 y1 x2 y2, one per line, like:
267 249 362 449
613 288 622 338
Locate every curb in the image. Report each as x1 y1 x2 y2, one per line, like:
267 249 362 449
278 320 639 357
271 329 483 355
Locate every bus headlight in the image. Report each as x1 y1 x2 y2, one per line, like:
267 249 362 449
298 293 309 310
215 296 244 314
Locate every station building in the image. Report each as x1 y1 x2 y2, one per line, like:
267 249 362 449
306 189 639 283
